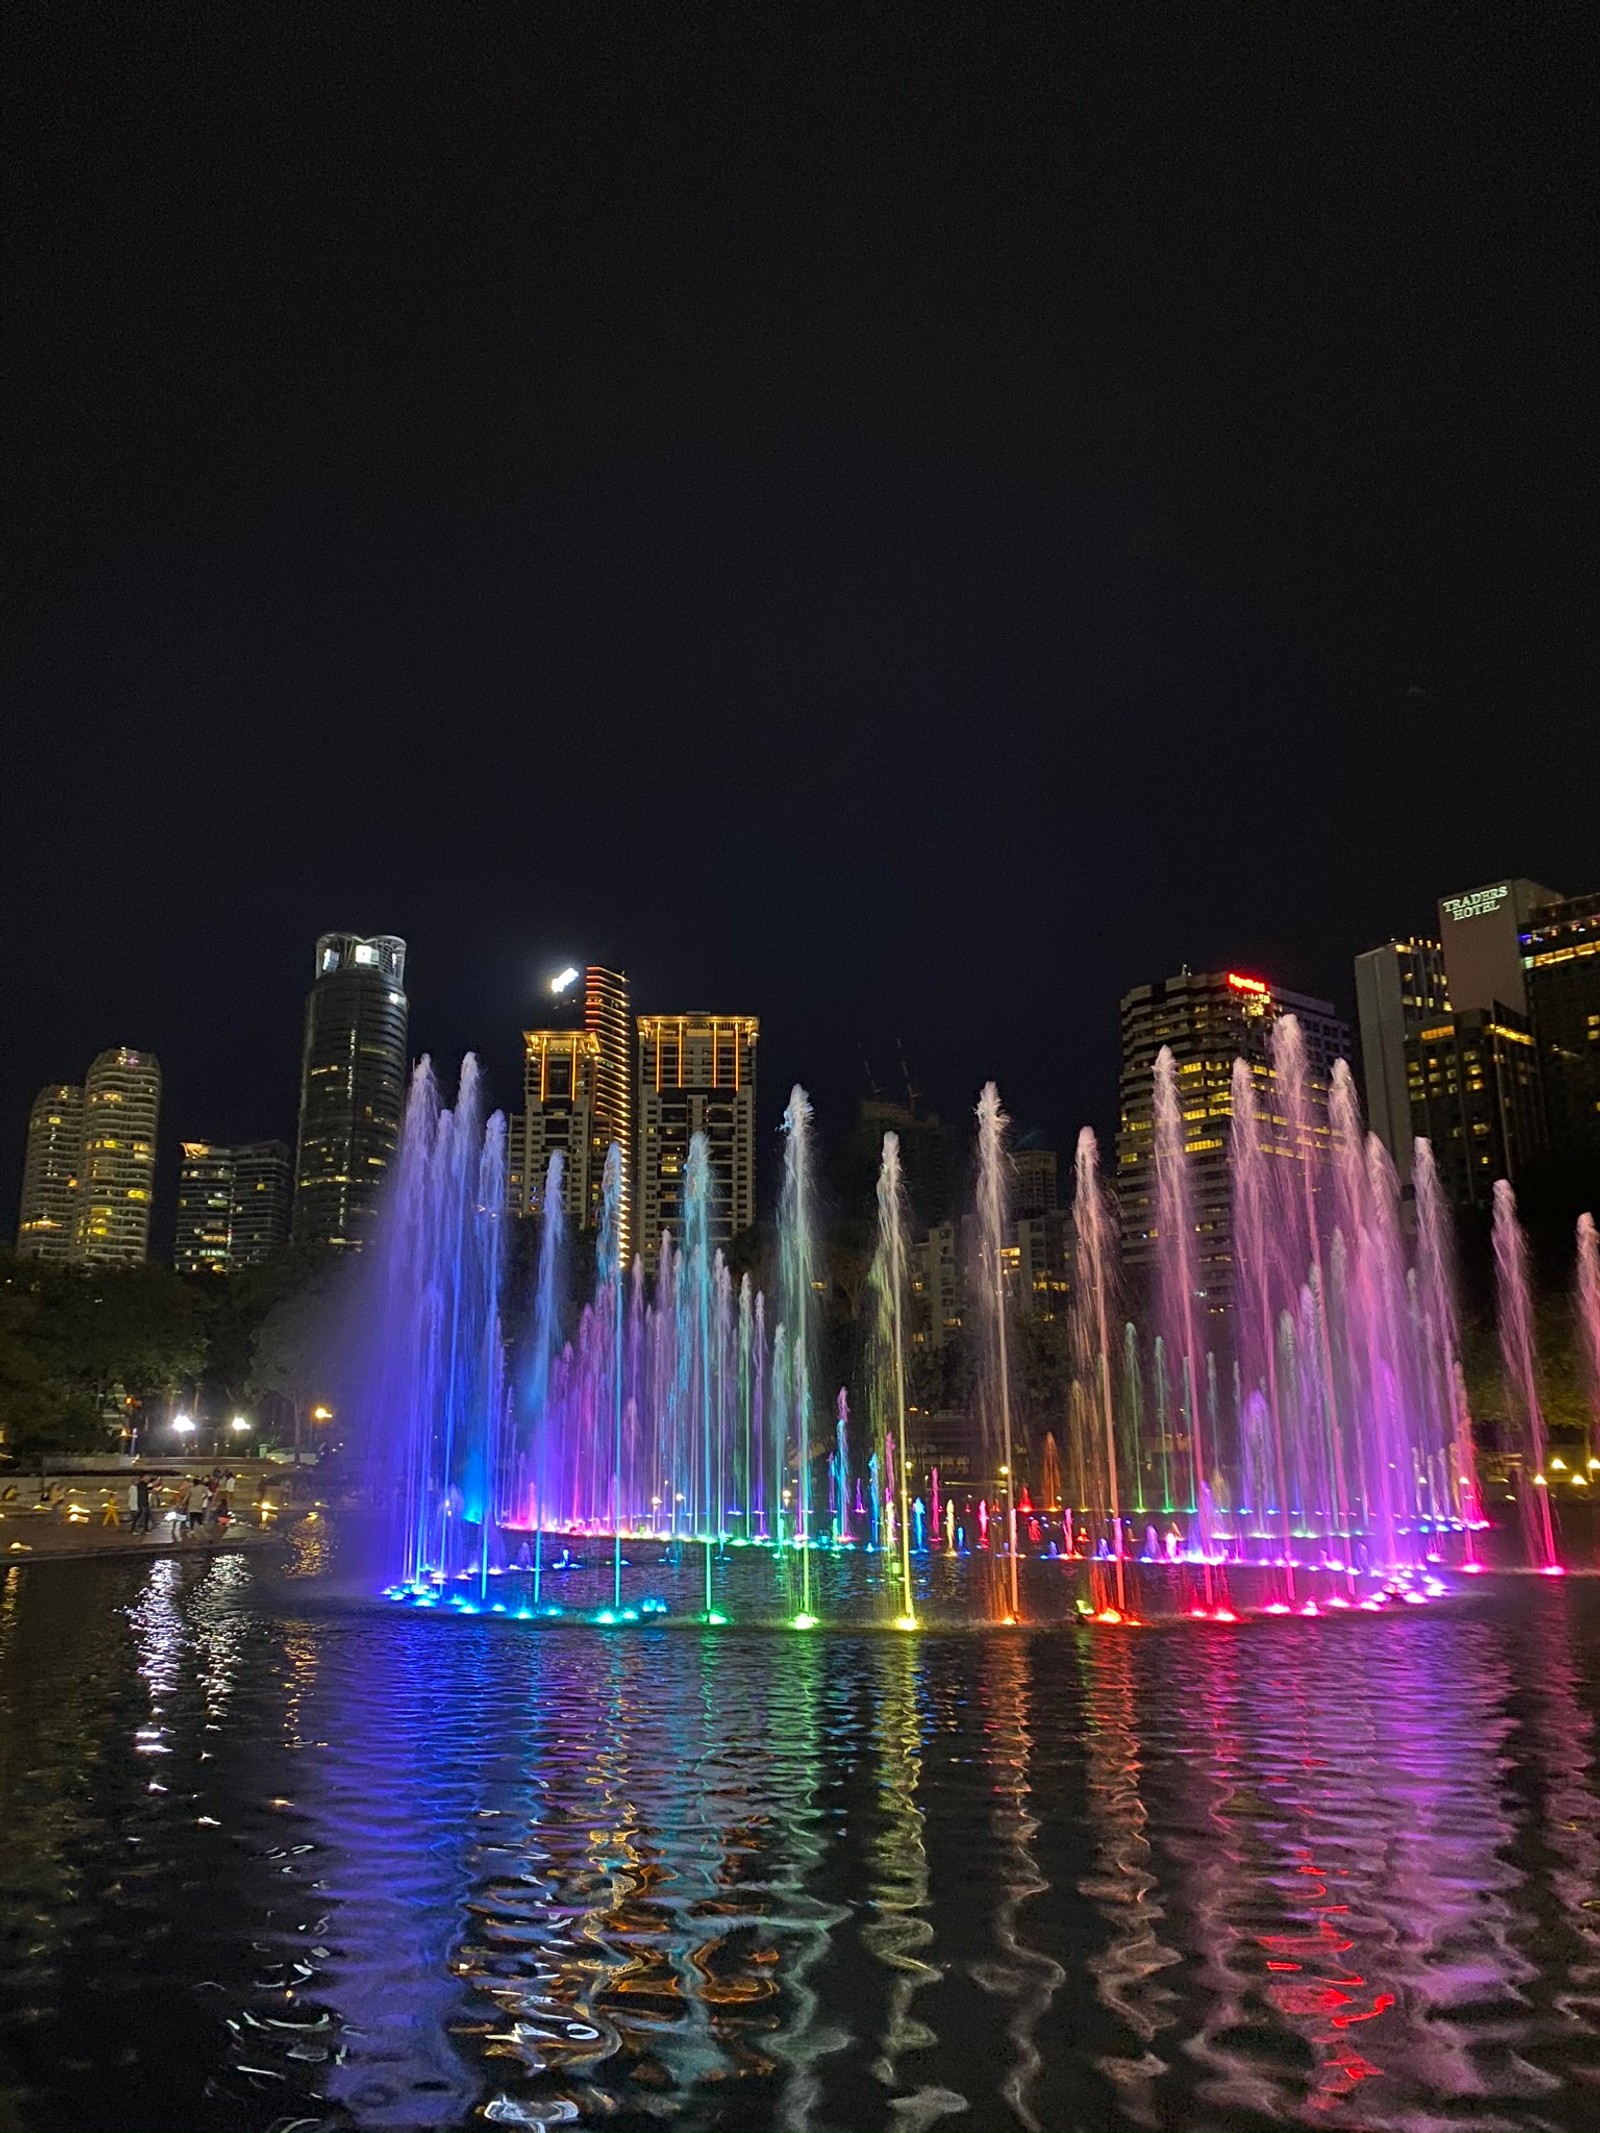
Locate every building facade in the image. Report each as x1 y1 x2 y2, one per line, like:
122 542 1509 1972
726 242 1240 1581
1405 1007 1545 1208
636 1013 758 1247
1354 937 1449 1186
585 967 634 1259
176 1139 293 1273
1437 878 1561 1016
75 1048 162 1265
292 933 409 1250
174 1143 235 1274
1116 970 1349 1319
1522 889 1600 1169
517 1027 601 1222
15 1083 84 1262
1011 1145 1059 1217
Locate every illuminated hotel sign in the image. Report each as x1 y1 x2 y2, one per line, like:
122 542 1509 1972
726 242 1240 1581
1226 973 1269 995
1441 885 1509 924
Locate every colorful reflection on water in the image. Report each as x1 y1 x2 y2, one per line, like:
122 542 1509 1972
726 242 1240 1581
3 1545 1600 2130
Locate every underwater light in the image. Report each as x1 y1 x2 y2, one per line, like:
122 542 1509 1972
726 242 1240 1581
703 1610 729 1626
894 1615 919 1631
791 1612 819 1630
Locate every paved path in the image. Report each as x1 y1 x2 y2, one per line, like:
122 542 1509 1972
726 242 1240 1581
1 1509 287 1564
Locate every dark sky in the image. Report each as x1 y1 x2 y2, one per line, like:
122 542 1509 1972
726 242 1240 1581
6 5 1596 1237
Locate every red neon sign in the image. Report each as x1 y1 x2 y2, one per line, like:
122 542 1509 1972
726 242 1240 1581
1227 972 1269 995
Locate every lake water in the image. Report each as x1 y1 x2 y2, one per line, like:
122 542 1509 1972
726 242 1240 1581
3 1531 1600 2131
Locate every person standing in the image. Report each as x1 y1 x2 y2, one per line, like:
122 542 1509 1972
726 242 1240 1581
132 1473 153 1534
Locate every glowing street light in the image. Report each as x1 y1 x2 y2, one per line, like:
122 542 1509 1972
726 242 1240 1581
171 1415 196 1437
230 1416 252 1434
311 1405 333 1423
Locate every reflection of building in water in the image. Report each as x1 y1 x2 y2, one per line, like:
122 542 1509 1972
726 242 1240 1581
1078 1632 1180 2123
862 1636 938 2099
1171 1619 1529 2125
974 1639 1066 2132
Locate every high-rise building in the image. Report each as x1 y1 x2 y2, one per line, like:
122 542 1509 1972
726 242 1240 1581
16 1083 84 1261
230 1140 293 1263
176 1139 294 1273
1354 937 1449 1185
911 1221 962 1352
1522 889 1600 1169
1117 970 1349 1318
174 1143 235 1274
292 933 409 1250
75 1048 162 1265
844 1095 951 1228
636 1014 758 1246
1437 877 1561 1016
517 1028 601 1221
584 967 634 1259
1012 1144 1059 1217
1405 1007 1544 1208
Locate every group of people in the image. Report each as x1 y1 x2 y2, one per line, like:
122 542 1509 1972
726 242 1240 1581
126 1470 238 1540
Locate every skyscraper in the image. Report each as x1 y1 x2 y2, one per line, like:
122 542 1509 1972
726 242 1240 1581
636 1013 758 1246
1522 889 1600 1169
292 933 409 1249
1437 877 1561 1015
174 1143 235 1273
517 1027 601 1221
585 966 633 1259
175 1139 293 1273
1354 936 1449 1185
16 1083 83 1261
1405 1007 1545 1208
75 1048 162 1265
1117 970 1349 1317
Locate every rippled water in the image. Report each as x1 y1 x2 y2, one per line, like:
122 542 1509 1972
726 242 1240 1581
4 1535 1600 2131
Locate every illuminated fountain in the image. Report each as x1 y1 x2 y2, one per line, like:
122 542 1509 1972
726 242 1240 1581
359 1022 1589 1631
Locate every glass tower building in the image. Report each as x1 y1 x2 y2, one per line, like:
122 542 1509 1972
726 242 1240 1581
292 933 409 1250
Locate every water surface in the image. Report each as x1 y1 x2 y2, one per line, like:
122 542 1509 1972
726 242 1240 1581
3 1539 1600 2130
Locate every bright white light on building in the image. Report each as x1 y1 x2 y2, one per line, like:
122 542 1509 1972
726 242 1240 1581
550 966 580 995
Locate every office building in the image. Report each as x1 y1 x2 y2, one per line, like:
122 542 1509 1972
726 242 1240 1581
1438 878 1561 1016
75 1048 162 1265
174 1143 235 1273
636 1013 758 1247
1354 937 1449 1185
1522 890 1600 1168
230 1140 293 1262
517 1027 601 1222
1116 970 1349 1318
292 933 409 1250
176 1139 293 1273
16 1083 84 1262
1405 1007 1545 1209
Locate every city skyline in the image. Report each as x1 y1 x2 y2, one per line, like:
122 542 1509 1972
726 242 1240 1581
10 863 1596 1264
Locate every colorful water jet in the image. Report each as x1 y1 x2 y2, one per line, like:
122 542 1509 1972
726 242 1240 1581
357 1020 1590 1630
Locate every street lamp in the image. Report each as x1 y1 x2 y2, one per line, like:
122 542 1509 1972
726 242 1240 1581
172 1415 196 1437
230 1416 251 1434
311 1405 333 1423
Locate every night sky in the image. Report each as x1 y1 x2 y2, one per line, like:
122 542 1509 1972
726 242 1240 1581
6 7 1596 1239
